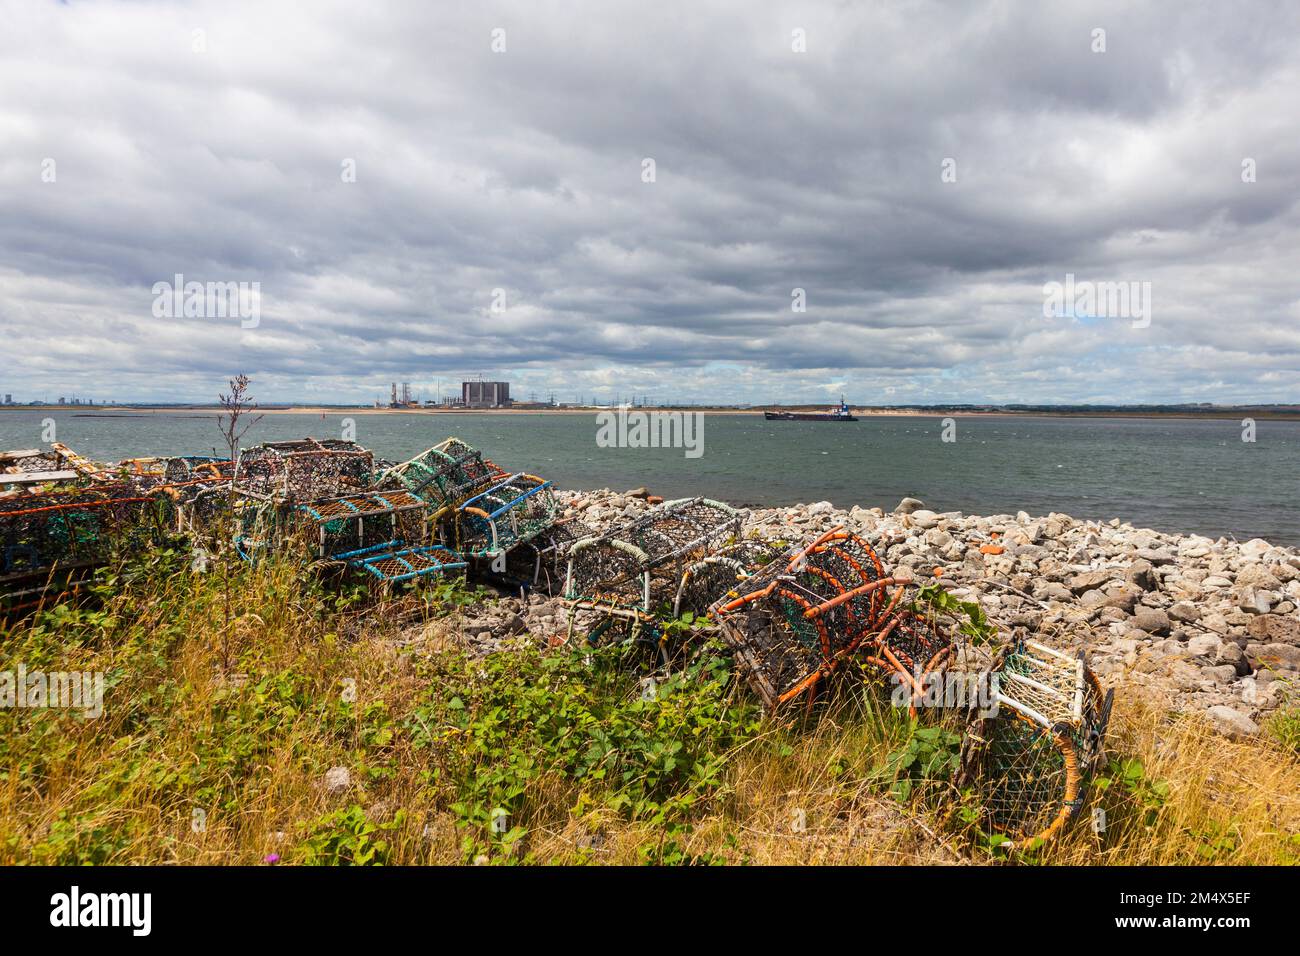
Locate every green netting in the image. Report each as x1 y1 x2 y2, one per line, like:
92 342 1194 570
962 715 1074 842
456 474 558 557
381 438 501 509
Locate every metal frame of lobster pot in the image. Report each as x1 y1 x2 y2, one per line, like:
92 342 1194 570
956 640 1113 847
234 439 375 505
0 480 175 610
290 488 466 583
377 438 506 516
453 471 559 560
710 526 955 713
562 496 745 646
485 517 596 595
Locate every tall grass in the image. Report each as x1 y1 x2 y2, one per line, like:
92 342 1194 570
1 546 1296 865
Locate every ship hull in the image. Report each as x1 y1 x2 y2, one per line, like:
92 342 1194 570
764 411 858 422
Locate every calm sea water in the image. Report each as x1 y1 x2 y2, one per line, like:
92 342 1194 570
2 409 1296 546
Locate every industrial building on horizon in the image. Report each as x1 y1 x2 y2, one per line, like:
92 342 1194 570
0 394 104 406
460 380 511 408
384 380 513 409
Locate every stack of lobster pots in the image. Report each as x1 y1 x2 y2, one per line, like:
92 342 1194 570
1 434 1113 848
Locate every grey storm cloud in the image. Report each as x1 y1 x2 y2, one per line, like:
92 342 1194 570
1 0 1298 405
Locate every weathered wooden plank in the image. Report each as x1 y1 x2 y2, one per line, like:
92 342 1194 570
0 470 81 485
51 442 106 478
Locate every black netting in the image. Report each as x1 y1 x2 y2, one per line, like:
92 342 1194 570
235 440 374 503
711 527 958 712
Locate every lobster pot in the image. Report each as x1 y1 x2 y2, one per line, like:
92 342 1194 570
348 543 466 583
280 490 467 585
0 483 173 582
1 491 105 575
379 438 505 510
673 536 791 617
561 536 659 647
791 529 955 705
716 589 832 710
456 474 558 557
623 497 743 568
795 531 888 630
711 564 862 710
573 496 746 607
163 456 232 483
294 490 431 559
708 526 952 712
496 518 595 594
164 457 196 483
873 611 951 677
158 457 235 537
235 440 374 503
560 497 748 648
0 448 65 477
565 537 648 606
962 714 1082 845
233 498 278 561
171 482 233 537
222 437 486 586
957 642 1113 847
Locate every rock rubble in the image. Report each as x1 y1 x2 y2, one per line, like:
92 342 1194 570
444 488 1298 737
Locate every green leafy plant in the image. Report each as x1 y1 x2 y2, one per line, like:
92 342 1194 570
408 641 759 863
912 583 997 645
1094 757 1169 829
294 805 405 865
425 575 491 609
1193 821 1239 861
1264 703 1299 754
878 723 962 803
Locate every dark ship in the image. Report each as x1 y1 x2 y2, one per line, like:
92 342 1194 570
764 397 857 422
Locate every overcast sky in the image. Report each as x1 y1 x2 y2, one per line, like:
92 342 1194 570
1 0 1297 405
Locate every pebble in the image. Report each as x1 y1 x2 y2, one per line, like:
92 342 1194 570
1205 706 1260 740
324 766 351 794
1132 607 1171 636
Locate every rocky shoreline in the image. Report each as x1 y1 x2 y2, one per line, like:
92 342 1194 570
446 488 1298 740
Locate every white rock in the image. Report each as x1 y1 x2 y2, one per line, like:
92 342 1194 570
324 766 351 794
1239 539 1272 560
1236 588 1272 614
910 509 941 529
1205 706 1259 740
1186 634 1222 659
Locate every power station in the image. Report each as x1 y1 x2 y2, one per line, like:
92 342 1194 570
460 380 511 408
386 380 513 408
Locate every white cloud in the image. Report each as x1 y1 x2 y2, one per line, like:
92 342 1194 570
1 0 1298 404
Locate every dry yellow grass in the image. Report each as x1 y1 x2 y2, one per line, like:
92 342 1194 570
1 551 1296 866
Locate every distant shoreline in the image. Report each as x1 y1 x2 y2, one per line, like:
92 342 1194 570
3 405 1298 422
